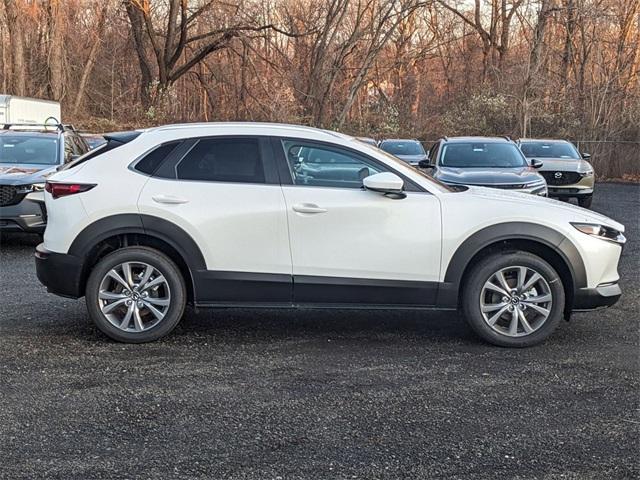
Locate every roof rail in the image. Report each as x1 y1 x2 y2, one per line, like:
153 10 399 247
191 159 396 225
503 135 512 141
2 122 66 132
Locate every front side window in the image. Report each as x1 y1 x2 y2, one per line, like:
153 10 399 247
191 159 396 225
520 141 580 159
176 138 265 183
440 143 527 168
0 135 59 165
282 140 385 188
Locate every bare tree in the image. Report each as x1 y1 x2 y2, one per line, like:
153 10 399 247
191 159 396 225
2 0 26 96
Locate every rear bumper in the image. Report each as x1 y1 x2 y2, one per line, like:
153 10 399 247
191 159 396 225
573 282 622 311
0 198 46 233
35 243 84 298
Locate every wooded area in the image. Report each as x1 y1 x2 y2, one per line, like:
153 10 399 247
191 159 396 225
0 0 638 175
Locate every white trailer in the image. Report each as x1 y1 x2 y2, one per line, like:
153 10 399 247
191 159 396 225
0 95 61 125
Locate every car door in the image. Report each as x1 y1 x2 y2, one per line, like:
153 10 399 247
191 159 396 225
275 138 442 306
137 136 292 305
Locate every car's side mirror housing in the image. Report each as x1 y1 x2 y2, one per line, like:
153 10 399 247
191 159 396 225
530 158 543 169
363 172 405 198
581 152 591 160
418 159 434 169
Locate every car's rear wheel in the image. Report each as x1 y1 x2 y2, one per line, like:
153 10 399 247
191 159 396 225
578 195 593 208
85 247 186 343
462 251 565 347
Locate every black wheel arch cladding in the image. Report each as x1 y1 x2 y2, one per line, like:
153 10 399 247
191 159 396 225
442 222 586 303
68 213 206 299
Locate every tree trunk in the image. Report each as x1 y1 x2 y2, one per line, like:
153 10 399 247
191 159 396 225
125 0 154 109
73 1 110 116
47 0 65 100
3 0 26 96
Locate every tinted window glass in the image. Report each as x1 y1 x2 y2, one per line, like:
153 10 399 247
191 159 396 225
440 143 527 168
0 135 59 165
520 142 580 159
283 140 385 188
176 138 264 183
63 133 75 163
380 141 425 156
135 142 181 175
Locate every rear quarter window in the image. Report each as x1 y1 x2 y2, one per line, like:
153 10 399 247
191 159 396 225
134 142 182 176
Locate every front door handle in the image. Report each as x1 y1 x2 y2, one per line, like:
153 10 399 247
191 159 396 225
152 194 189 205
292 203 327 214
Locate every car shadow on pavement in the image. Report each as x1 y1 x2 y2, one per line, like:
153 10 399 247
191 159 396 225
165 307 479 345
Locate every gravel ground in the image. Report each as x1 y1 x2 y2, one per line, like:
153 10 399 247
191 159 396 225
0 183 638 480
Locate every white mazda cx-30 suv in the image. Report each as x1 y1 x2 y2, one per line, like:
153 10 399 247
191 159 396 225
35 123 625 346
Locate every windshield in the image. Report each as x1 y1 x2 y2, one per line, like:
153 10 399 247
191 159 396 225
0 135 59 165
372 146 455 193
380 141 425 156
520 141 580 159
440 143 527 168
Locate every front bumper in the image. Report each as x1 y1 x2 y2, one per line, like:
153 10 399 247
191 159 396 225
0 195 47 233
545 173 595 198
573 282 622 311
35 243 85 298
548 186 593 198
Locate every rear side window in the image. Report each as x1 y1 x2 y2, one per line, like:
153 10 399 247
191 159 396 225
176 138 264 183
135 141 181 175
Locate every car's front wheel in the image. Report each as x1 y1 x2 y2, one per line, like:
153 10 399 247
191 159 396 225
462 251 565 347
85 247 186 343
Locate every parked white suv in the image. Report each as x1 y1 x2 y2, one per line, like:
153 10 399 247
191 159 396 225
35 123 625 346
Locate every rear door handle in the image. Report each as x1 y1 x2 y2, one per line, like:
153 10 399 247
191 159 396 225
152 194 189 205
292 203 327 214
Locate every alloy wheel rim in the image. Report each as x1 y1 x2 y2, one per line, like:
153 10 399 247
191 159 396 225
480 265 552 337
97 261 171 332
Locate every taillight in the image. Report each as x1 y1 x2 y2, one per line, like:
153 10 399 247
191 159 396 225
45 182 96 199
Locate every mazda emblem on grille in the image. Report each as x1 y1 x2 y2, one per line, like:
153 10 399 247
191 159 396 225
554 172 562 179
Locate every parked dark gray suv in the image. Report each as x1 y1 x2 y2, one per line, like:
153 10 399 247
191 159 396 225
423 136 547 195
378 139 428 166
0 124 89 233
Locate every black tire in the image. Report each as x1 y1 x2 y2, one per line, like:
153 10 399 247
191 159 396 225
461 251 565 347
85 246 186 343
578 195 593 208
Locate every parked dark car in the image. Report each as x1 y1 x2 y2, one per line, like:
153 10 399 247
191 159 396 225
0 124 89 233
378 139 428 166
423 136 547 195
80 133 107 150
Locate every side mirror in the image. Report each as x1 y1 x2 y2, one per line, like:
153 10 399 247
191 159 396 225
581 152 591 160
530 158 543 169
418 159 434 169
363 172 405 198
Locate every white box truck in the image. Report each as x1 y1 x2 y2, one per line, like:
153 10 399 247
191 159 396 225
0 95 61 125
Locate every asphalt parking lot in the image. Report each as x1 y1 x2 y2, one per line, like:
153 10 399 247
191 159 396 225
0 182 638 479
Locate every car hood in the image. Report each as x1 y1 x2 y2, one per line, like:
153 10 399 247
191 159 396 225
534 158 591 172
394 154 427 164
0 164 56 185
436 166 541 185
463 185 624 231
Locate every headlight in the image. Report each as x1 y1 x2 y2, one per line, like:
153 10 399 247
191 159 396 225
31 183 45 191
571 222 626 245
579 169 594 177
